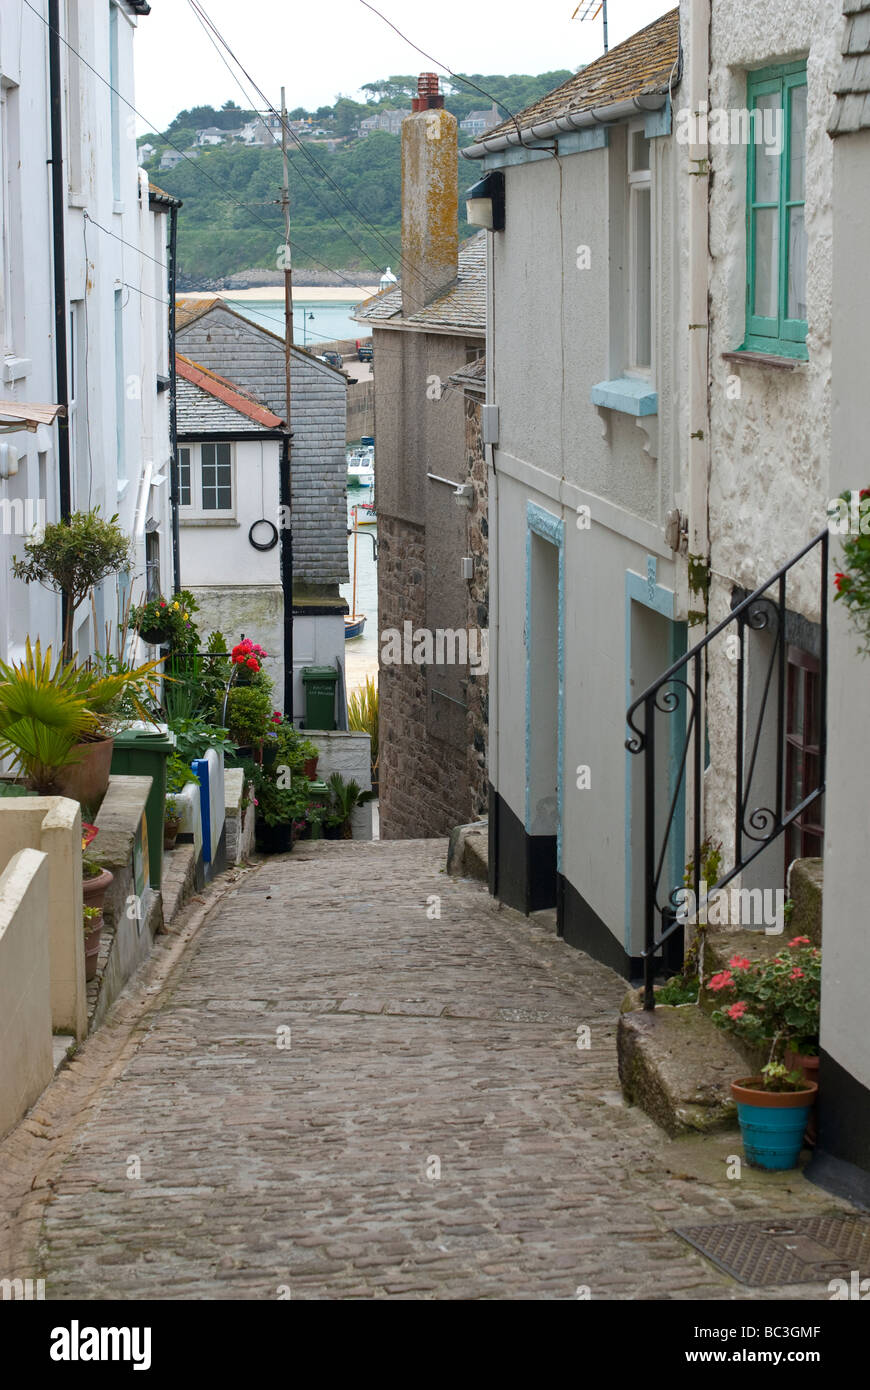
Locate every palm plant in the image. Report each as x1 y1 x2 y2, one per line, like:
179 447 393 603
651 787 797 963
324 771 374 839
347 675 378 787
0 640 164 794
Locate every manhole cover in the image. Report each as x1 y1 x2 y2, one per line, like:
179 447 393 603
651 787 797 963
673 1213 870 1287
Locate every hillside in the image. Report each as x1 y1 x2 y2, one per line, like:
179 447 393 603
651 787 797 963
145 72 573 284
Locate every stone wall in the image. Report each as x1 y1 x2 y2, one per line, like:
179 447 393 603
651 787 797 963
377 514 472 838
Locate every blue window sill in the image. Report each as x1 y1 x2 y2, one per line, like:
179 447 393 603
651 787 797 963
590 377 658 417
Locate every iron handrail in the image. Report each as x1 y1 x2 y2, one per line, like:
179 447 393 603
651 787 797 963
625 528 828 1008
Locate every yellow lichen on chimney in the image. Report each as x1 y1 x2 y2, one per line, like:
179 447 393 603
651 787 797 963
401 107 458 317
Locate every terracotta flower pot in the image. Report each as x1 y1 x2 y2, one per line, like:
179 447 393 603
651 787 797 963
163 817 181 851
56 734 115 807
303 756 318 779
83 865 114 913
785 1050 820 1145
84 913 103 982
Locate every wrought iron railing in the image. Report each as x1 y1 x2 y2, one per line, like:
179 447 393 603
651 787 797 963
625 529 828 1009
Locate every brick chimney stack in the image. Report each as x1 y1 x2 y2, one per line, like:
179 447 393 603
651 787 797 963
401 73 458 317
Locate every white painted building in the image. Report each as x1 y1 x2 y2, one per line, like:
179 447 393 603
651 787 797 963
0 0 174 664
462 9 689 972
176 354 287 700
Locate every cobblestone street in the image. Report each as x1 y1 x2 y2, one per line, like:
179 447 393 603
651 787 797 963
0 840 850 1300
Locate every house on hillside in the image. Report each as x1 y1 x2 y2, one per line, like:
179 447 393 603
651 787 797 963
195 127 227 146
359 109 410 137
176 299 349 720
0 0 174 663
354 76 488 839
459 105 501 137
175 356 287 694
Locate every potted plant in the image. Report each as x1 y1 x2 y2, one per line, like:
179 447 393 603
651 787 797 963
225 685 272 758
0 639 161 799
83 856 113 912
164 795 181 851
83 904 103 982
323 772 374 840
710 937 821 1169
11 509 132 662
130 590 200 652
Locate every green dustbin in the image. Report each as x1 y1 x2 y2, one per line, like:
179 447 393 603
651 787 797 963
301 666 338 730
110 726 176 890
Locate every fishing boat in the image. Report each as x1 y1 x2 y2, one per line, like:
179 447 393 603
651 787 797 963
346 442 374 489
357 500 377 526
345 503 366 640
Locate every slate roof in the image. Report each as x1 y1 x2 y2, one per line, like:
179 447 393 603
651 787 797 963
353 232 486 335
447 355 486 392
176 301 349 585
175 296 346 377
474 7 680 148
830 1 870 134
176 355 284 433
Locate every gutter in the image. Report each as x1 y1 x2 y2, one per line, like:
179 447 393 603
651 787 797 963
461 92 670 160
168 201 181 590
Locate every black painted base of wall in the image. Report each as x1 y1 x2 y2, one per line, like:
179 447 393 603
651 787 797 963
488 786 556 914
557 874 640 979
805 1049 870 1210
489 786 641 978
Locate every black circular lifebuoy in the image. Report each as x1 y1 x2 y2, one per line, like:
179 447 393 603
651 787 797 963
248 519 279 551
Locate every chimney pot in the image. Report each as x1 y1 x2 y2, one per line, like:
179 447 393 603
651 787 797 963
412 71 444 112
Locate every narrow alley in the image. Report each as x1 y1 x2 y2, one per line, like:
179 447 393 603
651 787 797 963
0 841 847 1301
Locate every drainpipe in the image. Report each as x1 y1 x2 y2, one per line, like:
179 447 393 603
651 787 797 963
280 431 294 721
687 0 711 575
168 201 181 590
48 0 71 638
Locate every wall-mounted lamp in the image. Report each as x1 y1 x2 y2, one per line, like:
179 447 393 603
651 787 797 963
465 170 505 231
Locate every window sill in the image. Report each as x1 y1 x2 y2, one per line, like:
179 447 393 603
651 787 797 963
3 357 31 384
722 349 807 372
590 377 658 417
179 516 240 527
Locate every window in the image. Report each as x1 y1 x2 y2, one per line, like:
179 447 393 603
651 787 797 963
744 62 808 359
145 530 160 600
178 442 235 517
627 123 652 373
784 646 823 870
65 0 83 198
109 2 121 203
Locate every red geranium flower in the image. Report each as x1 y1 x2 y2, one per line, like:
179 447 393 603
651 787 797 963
729 955 751 971
790 967 805 980
246 657 259 671
708 970 734 992
727 1001 747 1020
788 936 811 947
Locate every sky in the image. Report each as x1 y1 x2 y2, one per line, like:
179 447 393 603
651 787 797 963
134 0 676 134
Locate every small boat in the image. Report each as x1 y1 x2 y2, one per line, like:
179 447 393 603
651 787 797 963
345 503 366 640
357 501 377 526
347 443 375 489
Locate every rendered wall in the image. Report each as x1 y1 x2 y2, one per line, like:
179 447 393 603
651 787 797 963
0 849 52 1140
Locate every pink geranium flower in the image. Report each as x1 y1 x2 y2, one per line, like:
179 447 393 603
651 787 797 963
790 967 804 980
729 955 751 971
788 936 811 947
727 1001 747 1020
708 970 734 992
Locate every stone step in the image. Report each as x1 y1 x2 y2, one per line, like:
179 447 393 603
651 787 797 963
618 1003 747 1137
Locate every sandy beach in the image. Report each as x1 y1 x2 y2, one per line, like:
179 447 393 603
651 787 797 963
215 286 378 302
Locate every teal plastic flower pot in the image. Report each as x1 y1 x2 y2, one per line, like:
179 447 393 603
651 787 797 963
731 1078 818 1170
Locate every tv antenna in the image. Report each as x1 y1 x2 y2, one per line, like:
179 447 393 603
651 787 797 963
572 0 608 54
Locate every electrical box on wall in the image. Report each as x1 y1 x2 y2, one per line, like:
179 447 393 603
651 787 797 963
461 556 474 580
481 404 499 445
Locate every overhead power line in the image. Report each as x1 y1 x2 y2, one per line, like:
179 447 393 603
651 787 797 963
21 0 373 293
